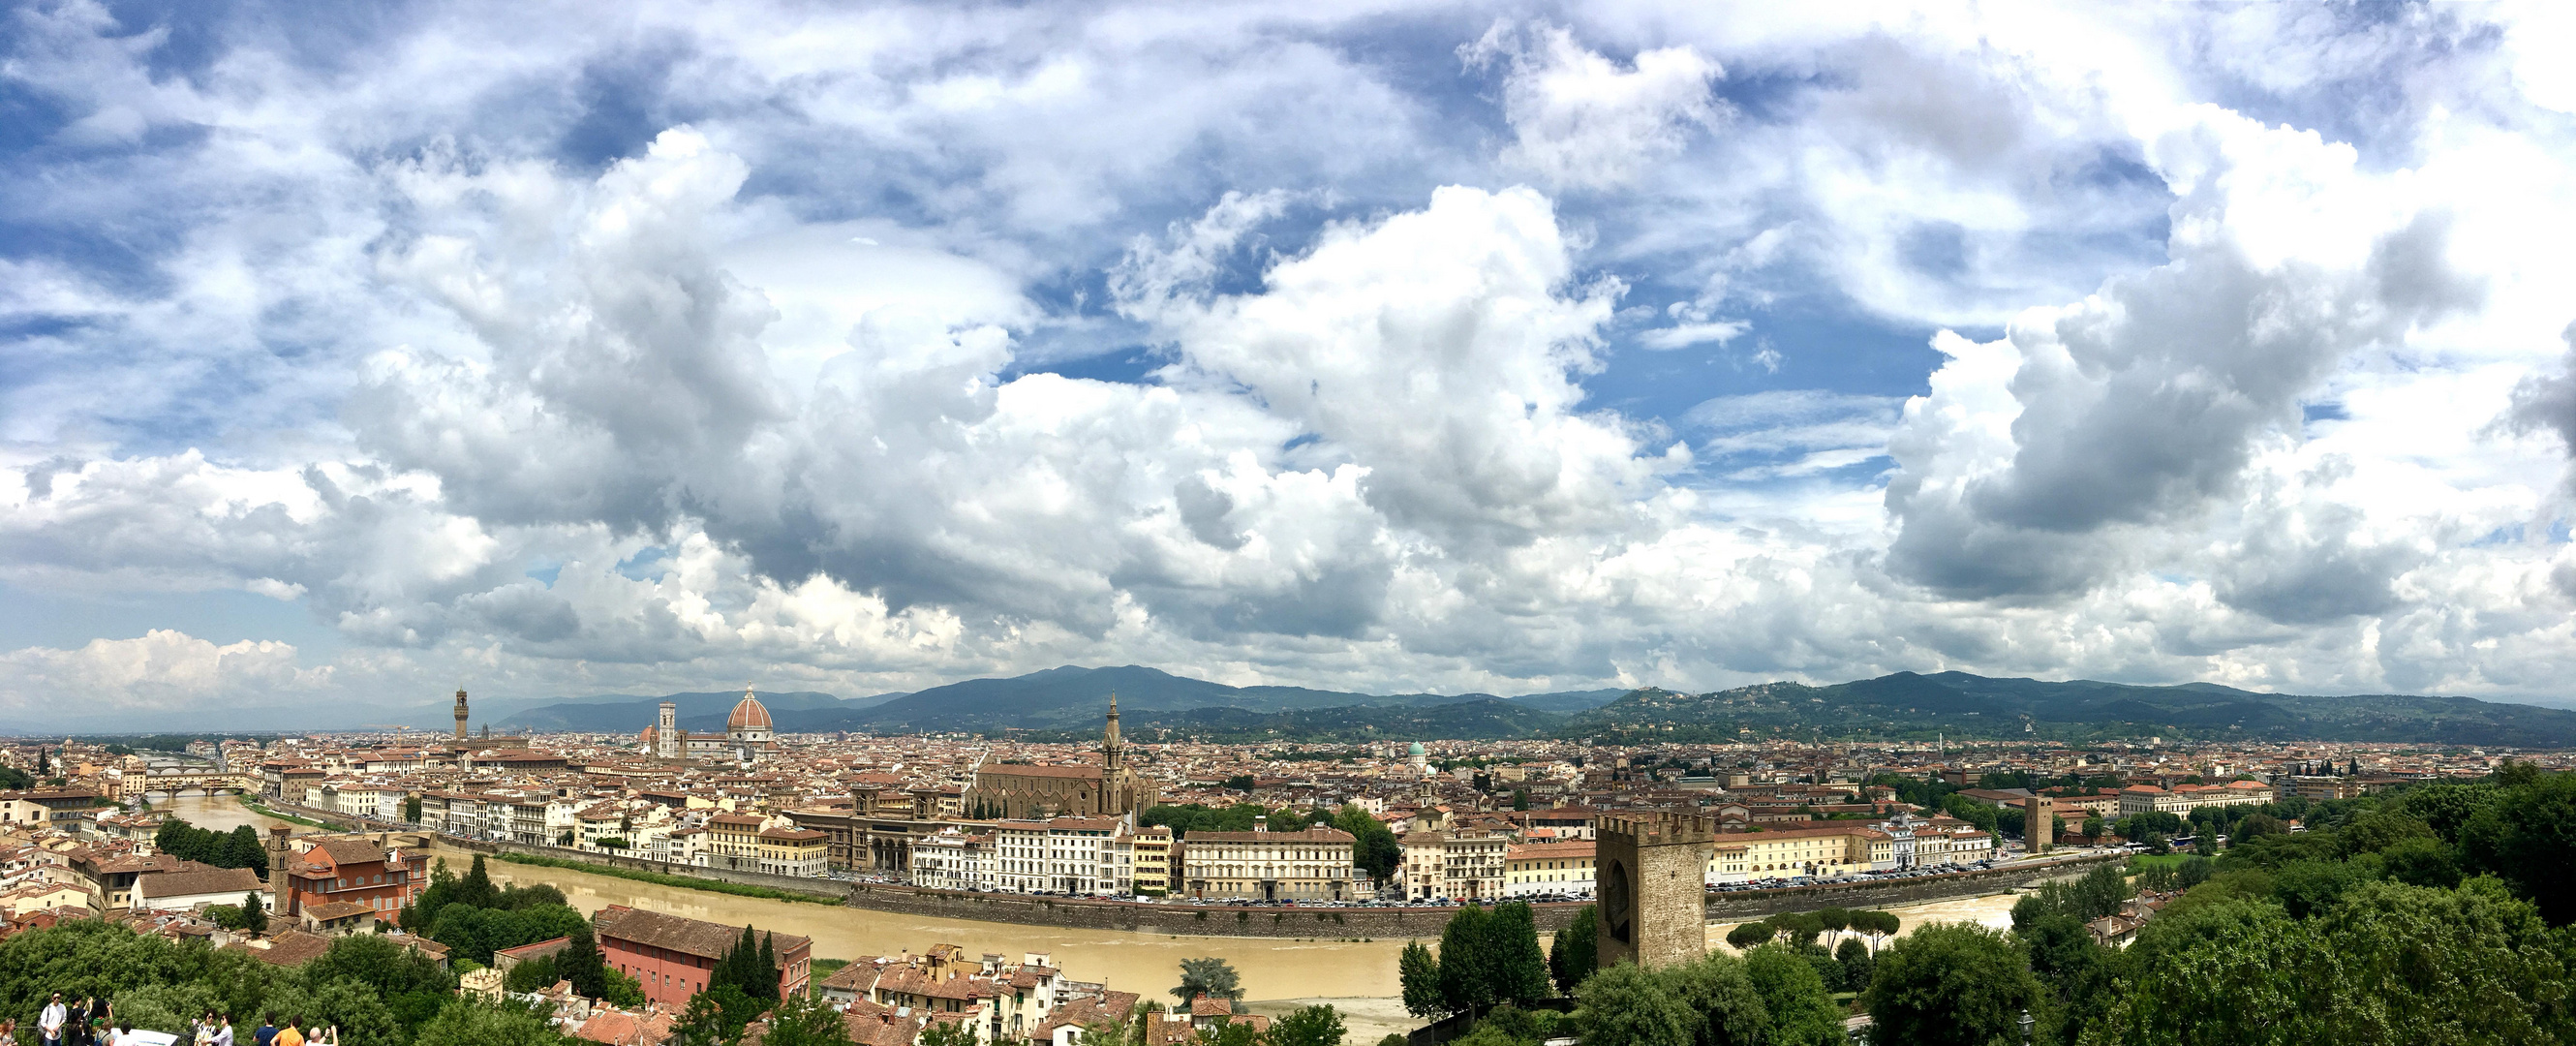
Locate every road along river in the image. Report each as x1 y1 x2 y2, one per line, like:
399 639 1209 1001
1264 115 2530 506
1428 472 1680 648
155 795 2024 1042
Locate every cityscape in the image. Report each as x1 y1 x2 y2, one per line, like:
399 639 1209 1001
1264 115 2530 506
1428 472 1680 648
6 3 2576 1045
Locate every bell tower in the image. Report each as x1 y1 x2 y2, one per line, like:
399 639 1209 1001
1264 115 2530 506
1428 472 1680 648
452 688 469 743
1103 692 1123 773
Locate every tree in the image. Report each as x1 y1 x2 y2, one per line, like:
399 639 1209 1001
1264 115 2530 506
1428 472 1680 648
1858 923 2040 1046
676 983 761 1046
1269 1003 1345 1046
2310 878 2574 1043
1572 962 1694 1046
1743 945 1842 1046
2018 912 2113 1044
558 924 609 1000
2085 896 2318 1046
1815 908 1850 946
460 855 500 909
411 999 566 1046
756 932 780 1000
1723 922 1776 950
403 794 423 823
2460 769 2576 925
1658 952 1769 1046
1547 905 1597 994
758 991 853 1046
1333 806 1402 884
914 1023 980 1046
1511 789 1529 812
241 891 267 934
1173 956 1242 1005
1399 941 1443 1019
1854 909 1899 952
1832 938 1872 997
1435 905 1496 1015
1486 903 1551 1006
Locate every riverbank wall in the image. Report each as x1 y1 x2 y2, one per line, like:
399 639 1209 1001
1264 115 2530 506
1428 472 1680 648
257 797 2113 938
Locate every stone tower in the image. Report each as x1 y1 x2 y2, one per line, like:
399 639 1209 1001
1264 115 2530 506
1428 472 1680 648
1103 692 1123 775
267 826 294 915
657 701 681 761
453 688 469 743
2026 795 2055 853
1597 812 1715 970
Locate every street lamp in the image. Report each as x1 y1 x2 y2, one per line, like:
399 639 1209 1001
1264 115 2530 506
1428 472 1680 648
2018 1009 2034 1044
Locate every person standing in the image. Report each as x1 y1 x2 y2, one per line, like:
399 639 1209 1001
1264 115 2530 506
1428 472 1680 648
38 996 64 1046
269 1018 300 1046
209 1015 231 1046
250 1015 275 1046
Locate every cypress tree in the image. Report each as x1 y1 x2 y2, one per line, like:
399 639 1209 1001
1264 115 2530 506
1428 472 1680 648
561 923 609 999
755 932 780 1000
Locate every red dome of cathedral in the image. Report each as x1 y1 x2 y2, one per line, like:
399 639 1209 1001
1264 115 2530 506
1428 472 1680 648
727 691 772 730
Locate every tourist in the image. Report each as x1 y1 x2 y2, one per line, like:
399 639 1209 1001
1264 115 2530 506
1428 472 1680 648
37 995 63 1046
250 1016 274 1046
4 1017 20 1046
268 1018 300 1046
209 1016 231 1046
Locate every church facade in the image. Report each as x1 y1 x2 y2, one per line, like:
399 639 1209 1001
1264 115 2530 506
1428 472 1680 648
964 694 1157 820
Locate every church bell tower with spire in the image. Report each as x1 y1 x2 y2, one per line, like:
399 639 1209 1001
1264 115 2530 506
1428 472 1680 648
453 688 469 744
1103 692 1123 774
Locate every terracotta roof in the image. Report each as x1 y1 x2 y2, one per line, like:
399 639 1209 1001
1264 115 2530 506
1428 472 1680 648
976 763 1103 781
595 905 810 962
237 929 334 966
136 866 263 901
302 901 375 922
1183 827 1354 844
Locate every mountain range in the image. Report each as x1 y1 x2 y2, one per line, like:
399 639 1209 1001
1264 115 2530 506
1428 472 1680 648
470 664 2576 748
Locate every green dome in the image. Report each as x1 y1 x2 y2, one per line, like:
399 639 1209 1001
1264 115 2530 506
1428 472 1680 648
1408 742 1426 755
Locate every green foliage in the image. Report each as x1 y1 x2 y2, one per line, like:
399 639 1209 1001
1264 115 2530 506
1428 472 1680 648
758 990 853 1046
557 924 608 1000
1268 1003 1346 1046
1858 923 2040 1046
1333 805 1402 882
1484 904 1553 1005
1572 962 1694 1046
2087 896 2317 1046
1743 945 1843 1046
1398 941 1441 1019
1832 938 1872 996
411 998 568 1046
1546 904 1596 994
504 955 561 994
151 819 271 877
1143 803 1316 839
403 794 423 823
709 926 781 1002
1435 905 1496 1014
2460 766 2576 925
676 982 762 1046
914 1021 981 1046
1723 921 1776 950
1173 956 1242 1004
1657 952 1768 1046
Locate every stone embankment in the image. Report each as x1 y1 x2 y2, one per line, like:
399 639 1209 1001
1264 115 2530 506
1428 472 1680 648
260 797 2114 938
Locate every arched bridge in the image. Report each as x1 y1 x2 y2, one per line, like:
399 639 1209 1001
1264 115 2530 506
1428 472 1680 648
140 769 259 795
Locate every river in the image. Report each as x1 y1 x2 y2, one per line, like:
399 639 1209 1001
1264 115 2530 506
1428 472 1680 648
155 795 2025 1042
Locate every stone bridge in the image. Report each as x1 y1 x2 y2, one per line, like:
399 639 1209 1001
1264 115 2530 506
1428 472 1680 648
140 769 259 795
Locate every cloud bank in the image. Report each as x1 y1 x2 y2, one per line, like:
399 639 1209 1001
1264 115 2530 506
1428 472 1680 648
5 2 2576 722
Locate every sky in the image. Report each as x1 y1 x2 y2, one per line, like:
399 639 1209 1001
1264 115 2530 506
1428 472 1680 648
8 1 2576 728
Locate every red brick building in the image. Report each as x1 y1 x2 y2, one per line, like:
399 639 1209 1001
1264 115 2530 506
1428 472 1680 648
595 905 812 1008
274 837 427 923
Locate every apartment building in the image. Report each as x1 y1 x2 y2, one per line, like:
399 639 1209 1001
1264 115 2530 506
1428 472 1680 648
1181 821 1364 903
994 816 1129 895
1503 840 1594 897
1398 828 1505 901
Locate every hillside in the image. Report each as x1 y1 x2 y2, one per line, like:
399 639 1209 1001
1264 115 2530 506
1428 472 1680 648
846 664 1531 733
1558 671 2576 748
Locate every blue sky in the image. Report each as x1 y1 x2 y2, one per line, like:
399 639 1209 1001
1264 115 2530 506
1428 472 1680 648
5 1 2576 728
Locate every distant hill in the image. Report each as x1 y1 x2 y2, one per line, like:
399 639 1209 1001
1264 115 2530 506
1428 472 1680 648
1559 671 2576 748
1506 689 1629 713
845 664 1517 733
